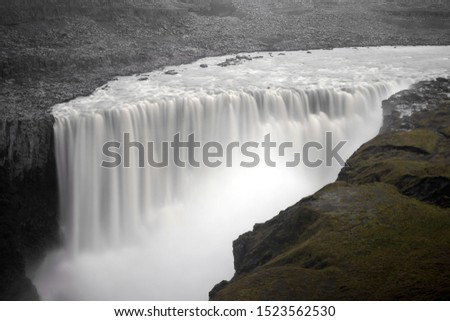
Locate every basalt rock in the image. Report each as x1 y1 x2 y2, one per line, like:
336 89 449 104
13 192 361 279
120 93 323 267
0 111 58 300
164 69 178 75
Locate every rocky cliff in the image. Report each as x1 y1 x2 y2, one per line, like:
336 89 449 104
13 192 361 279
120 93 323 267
0 112 58 300
210 78 450 300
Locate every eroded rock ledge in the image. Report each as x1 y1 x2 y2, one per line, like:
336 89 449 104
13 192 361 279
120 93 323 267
0 113 58 300
210 78 450 301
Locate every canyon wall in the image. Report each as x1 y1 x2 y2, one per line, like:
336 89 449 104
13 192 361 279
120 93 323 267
0 113 57 300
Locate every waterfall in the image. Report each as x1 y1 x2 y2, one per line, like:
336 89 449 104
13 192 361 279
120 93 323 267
54 83 400 255
34 46 450 300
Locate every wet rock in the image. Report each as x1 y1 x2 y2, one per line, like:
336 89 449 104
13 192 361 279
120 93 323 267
164 70 178 75
217 58 240 67
217 55 254 67
0 112 58 300
200 64 208 68
236 54 252 61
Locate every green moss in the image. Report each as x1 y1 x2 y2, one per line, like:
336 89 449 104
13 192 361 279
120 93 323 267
340 126 450 202
213 183 450 300
363 129 439 155
355 159 449 187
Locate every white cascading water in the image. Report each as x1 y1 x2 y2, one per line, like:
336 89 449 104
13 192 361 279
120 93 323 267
34 46 449 300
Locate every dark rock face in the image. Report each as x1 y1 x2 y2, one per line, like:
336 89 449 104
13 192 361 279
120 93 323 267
210 79 450 301
164 69 178 75
0 224 39 300
217 54 256 67
0 112 58 300
1 113 54 181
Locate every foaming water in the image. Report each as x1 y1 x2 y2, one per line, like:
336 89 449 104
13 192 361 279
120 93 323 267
34 47 450 300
